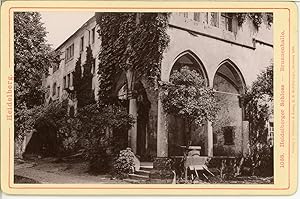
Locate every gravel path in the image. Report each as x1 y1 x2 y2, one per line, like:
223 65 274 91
14 158 127 184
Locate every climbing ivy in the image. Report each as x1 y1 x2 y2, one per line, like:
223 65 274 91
73 45 95 108
73 55 82 96
235 13 273 29
95 13 170 104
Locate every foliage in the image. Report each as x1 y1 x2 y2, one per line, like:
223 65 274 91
73 55 82 96
244 64 273 176
73 45 95 108
95 13 170 104
78 103 135 173
161 66 219 128
112 148 135 178
161 66 219 182
235 13 273 29
14 12 60 153
14 99 78 157
14 12 60 109
245 64 273 147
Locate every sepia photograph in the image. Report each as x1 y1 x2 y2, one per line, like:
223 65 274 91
13 11 275 185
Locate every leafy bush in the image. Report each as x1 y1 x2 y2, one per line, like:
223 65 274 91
161 66 219 182
15 100 69 157
112 148 135 178
244 64 273 177
78 103 134 173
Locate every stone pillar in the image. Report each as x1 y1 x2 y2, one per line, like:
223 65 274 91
128 96 138 154
207 121 213 157
126 69 138 154
157 97 168 157
150 88 173 182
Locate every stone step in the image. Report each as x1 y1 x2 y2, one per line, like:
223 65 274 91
129 173 149 180
135 169 150 176
139 165 153 171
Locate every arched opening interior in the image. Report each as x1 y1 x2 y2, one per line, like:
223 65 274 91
212 60 246 156
168 52 209 156
117 81 151 160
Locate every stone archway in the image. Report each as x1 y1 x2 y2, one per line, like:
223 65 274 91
212 59 246 156
167 51 210 156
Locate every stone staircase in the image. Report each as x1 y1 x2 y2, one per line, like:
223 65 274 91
124 162 153 184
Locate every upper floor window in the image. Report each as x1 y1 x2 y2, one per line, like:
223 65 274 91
67 73 70 88
183 12 188 18
63 76 66 89
210 12 219 27
46 86 50 98
92 58 96 74
203 12 209 24
220 13 233 31
91 27 95 44
57 86 60 98
69 73 73 87
193 13 201 22
66 43 74 61
53 82 57 96
80 36 84 52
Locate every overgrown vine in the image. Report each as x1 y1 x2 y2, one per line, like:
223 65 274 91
235 13 273 29
95 13 170 105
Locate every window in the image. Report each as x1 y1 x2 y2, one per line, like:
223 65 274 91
91 27 95 44
80 36 84 52
203 12 209 24
67 74 70 88
46 86 50 98
70 73 73 87
194 13 201 22
92 58 96 74
183 12 188 18
221 13 233 31
223 126 234 145
210 12 219 27
57 86 60 97
52 82 57 96
63 76 66 89
66 43 74 61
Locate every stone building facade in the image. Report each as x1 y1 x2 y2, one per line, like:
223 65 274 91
44 12 273 161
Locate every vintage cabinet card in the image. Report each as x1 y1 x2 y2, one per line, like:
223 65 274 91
0 0 298 196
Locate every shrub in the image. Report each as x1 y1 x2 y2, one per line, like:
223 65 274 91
112 148 135 178
78 103 134 174
244 64 273 177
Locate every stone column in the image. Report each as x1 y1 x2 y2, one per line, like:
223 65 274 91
157 97 168 157
126 68 138 154
128 96 138 154
207 121 213 157
151 96 173 182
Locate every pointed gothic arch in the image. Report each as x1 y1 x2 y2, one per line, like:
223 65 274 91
169 50 209 86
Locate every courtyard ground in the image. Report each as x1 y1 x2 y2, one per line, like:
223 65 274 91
14 157 127 184
14 157 273 184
